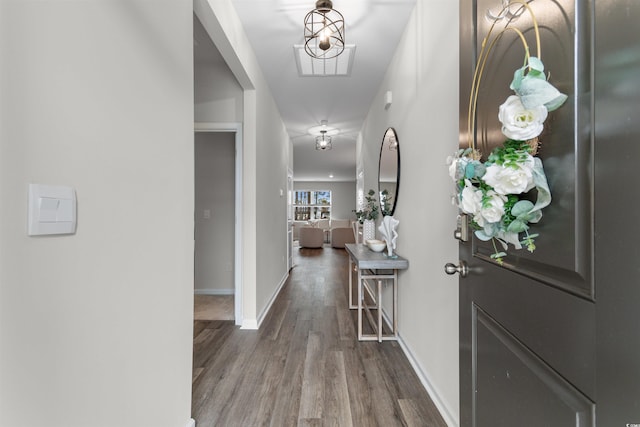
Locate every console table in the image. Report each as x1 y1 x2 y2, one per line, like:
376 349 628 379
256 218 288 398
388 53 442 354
344 243 409 342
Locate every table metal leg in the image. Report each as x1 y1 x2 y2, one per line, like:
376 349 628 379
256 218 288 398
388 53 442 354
357 267 363 340
377 279 383 342
393 271 398 338
348 258 353 309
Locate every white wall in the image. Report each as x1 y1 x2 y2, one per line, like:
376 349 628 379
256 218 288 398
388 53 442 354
0 2 194 427
194 13 243 124
195 60 244 123
193 15 242 297
294 181 357 220
195 133 235 294
359 1 460 425
255 96 291 321
194 0 291 327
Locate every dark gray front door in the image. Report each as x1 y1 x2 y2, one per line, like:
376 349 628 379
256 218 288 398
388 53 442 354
457 0 597 425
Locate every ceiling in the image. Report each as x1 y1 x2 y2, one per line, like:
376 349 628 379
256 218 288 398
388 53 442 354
204 0 417 181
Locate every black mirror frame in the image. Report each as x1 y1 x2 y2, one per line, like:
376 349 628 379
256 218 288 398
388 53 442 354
377 127 400 216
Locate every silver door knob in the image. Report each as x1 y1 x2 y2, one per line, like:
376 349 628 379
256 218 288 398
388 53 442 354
444 261 469 278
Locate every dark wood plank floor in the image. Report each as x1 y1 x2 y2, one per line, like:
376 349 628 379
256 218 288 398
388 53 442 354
192 245 447 426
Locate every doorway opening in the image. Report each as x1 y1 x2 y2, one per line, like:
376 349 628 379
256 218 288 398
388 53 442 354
194 123 243 325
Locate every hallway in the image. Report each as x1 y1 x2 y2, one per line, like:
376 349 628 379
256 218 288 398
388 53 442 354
192 245 447 426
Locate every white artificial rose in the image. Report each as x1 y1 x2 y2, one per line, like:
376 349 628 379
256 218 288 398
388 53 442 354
473 213 486 227
459 180 482 216
448 155 468 182
482 155 535 195
479 192 506 224
498 95 548 140
447 156 459 181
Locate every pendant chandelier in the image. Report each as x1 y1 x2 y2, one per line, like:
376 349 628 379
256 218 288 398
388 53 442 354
303 0 345 59
315 130 332 150
310 120 339 151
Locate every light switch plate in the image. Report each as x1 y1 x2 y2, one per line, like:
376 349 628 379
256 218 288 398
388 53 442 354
28 184 77 236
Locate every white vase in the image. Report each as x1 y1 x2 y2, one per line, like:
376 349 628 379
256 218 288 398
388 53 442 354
362 219 376 243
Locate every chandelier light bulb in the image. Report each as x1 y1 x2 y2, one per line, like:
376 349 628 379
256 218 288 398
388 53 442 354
319 38 331 51
319 27 331 51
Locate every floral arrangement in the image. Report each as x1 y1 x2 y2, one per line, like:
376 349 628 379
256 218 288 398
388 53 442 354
354 189 379 223
380 189 394 216
448 1 567 264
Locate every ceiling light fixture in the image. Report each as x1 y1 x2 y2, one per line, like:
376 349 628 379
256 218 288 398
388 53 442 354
310 120 338 150
316 130 332 150
303 0 345 60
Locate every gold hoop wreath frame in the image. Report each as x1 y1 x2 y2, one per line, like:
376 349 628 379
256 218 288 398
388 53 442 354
448 0 568 264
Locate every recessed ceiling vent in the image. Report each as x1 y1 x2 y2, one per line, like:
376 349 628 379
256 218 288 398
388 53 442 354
294 44 355 77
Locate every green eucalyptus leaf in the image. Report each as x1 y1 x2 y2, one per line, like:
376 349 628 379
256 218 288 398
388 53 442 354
507 219 529 233
516 77 568 111
527 69 545 80
464 163 475 179
543 93 569 112
527 210 543 223
510 66 525 91
528 57 545 73
507 219 528 233
474 163 486 177
474 230 493 241
511 200 535 217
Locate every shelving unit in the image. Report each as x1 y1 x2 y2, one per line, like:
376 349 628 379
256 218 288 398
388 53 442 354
293 190 331 220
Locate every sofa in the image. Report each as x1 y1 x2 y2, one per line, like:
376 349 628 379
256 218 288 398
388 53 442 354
298 227 324 248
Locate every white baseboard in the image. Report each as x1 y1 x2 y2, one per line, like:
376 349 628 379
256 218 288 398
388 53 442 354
184 418 196 427
396 333 459 427
255 271 289 329
237 270 290 330
240 318 258 329
194 288 234 295
380 310 458 427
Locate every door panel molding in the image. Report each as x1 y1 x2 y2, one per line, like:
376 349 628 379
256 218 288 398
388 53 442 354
472 250 593 301
472 304 595 426
470 0 594 301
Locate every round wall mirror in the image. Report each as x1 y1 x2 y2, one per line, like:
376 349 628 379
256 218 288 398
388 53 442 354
378 127 400 216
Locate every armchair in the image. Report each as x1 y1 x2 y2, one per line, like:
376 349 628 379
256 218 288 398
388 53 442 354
299 227 324 248
331 227 355 248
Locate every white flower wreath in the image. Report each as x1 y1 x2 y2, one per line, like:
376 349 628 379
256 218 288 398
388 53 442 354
448 1 567 264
